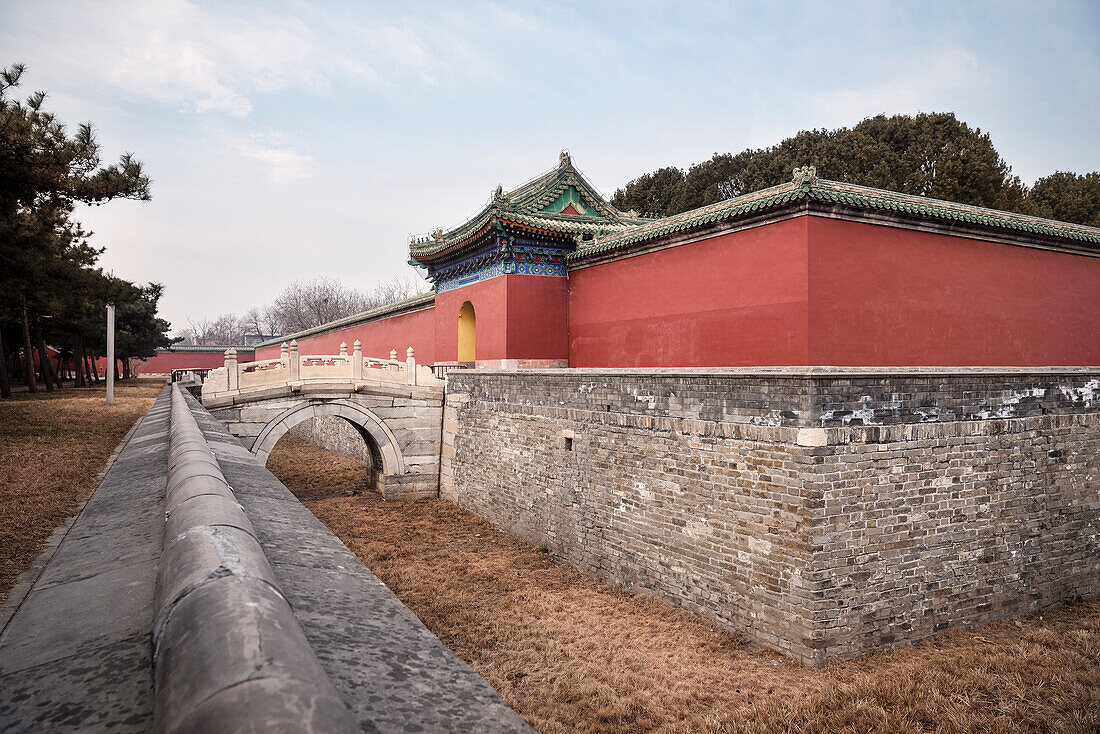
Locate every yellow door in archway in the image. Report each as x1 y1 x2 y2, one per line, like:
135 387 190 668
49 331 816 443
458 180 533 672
458 301 476 362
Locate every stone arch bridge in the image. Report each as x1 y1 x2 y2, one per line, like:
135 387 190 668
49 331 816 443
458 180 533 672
201 340 443 500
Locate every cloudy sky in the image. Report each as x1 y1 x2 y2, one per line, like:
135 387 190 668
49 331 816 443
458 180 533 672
3 0 1098 334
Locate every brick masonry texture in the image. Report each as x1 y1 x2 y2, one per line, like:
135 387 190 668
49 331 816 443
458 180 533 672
441 369 1100 665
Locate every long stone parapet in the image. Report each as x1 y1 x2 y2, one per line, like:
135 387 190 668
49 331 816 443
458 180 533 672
1 385 528 731
202 341 440 406
178 389 530 731
158 385 359 732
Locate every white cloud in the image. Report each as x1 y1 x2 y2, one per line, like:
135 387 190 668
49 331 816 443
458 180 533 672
808 47 986 124
234 133 318 184
4 0 494 118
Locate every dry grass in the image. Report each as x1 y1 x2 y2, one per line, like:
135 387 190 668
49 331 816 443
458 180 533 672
0 378 164 602
269 435 1100 734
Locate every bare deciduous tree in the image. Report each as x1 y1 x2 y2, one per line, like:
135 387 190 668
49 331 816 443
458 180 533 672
174 275 428 343
184 313 246 344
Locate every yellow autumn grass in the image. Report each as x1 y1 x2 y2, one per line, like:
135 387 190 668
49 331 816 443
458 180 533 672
270 434 1100 734
0 378 164 601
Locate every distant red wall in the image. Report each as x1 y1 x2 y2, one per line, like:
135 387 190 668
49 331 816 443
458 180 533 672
253 305 438 364
95 349 255 375
568 217 811 367
807 217 1100 366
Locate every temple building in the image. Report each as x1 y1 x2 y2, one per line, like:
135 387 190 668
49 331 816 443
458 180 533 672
255 153 1100 367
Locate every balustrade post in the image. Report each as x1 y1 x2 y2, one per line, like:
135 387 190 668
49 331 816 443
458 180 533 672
288 340 300 382
225 348 239 392
339 341 348 356
280 342 288 366
390 349 399 374
352 340 363 380
406 347 416 385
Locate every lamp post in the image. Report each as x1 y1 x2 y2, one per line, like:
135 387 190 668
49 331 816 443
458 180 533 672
106 304 115 405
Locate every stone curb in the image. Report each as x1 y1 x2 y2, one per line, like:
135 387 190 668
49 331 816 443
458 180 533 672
153 385 358 733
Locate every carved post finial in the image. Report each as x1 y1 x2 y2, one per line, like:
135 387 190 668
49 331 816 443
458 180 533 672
390 348 398 361
406 347 416 386
225 348 238 392
339 341 348 356
352 340 363 380
288 340 300 382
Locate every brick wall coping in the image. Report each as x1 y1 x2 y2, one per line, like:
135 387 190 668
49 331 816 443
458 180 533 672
157 385 358 732
460 366 1100 377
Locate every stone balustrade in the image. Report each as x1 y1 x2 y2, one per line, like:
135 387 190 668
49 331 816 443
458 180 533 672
202 339 440 401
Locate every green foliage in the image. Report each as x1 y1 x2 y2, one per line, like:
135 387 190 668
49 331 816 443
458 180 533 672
612 113 1094 224
0 63 165 391
1028 172 1100 227
0 63 150 217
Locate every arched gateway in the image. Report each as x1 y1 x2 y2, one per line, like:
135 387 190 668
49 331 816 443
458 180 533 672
201 343 443 500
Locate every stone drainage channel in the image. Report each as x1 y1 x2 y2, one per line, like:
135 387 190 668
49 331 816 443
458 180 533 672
0 384 531 733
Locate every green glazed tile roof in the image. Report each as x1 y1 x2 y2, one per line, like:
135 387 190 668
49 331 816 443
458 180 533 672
570 166 1100 260
409 153 649 262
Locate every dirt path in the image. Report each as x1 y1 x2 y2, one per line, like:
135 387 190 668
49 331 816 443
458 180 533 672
269 434 1100 734
0 379 164 602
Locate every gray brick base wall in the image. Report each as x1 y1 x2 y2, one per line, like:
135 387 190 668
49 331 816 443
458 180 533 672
441 369 1100 665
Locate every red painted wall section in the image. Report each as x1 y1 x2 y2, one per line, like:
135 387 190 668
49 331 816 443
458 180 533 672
506 275 569 362
434 276 509 363
568 217 811 367
252 305 437 364
807 217 1100 366
92 349 255 375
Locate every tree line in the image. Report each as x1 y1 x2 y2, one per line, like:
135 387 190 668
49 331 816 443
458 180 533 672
176 275 426 346
611 112 1100 226
0 64 169 398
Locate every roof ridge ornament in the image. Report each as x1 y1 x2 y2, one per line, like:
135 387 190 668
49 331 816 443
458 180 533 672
559 150 571 167
792 165 818 189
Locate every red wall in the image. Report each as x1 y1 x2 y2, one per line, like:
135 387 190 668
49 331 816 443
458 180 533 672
568 217 811 367
253 306 438 364
94 349 254 375
435 277 508 362
432 274 568 364
807 217 1100 366
506 275 569 362
232 215 1099 370
248 274 562 368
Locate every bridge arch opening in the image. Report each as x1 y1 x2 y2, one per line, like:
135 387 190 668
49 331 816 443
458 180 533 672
273 414 387 491
458 301 476 363
251 400 405 485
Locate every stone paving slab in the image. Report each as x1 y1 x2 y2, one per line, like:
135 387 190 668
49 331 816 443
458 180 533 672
183 391 532 733
0 385 170 732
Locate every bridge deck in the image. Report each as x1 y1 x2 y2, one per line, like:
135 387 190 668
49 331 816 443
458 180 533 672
0 387 529 732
